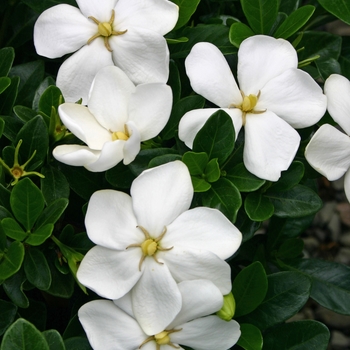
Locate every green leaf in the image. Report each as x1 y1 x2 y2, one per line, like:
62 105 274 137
274 5 315 39
226 163 265 192
276 238 304 259
193 110 235 164
232 261 268 317
244 193 274 221
39 86 63 117
236 324 263 350
1 218 27 241
42 330 66 350
11 178 45 231
240 0 279 34
0 300 17 336
2 269 29 308
168 60 181 104
0 77 11 94
265 184 322 218
0 47 15 77
205 158 220 183
269 161 304 192
64 337 92 350
202 178 242 222
229 22 255 48
13 105 39 122
0 184 12 211
239 271 311 331
182 152 208 175
317 0 350 25
0 318 50 350
171 0 201 30
0 118 4 138
35 198 69 230
191 176 211 192
0 76 20 116
105 162 135 189
25 224 54 246
32 77 56 112
18 299 47 331
24 248 51 290
279 0 301 15
148 154 182 168
262 320 330 350
0 241 25 280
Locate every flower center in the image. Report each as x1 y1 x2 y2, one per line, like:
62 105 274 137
111 125 130 141
87 9 127 52
126 226 173 271
139 329 182 350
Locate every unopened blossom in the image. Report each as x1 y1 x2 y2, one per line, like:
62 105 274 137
305 74 350 202
34 0 179 103
78 279 241 349
52 66 172 172
77 161 242 334
178 35 327 181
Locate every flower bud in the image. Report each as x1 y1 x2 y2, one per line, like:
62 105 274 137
216 292 236 321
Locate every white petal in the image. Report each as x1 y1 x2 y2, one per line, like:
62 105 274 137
76 0 117 20
344 169 350 203
238 35 298 94
324 74 350 135
123 121 141 165
128 83 172 140
85 190 142 249
34 4 95 58
77 246 142 299
52 144 98 167
56 39 114 104
131 258 182 335
168 280 223 329
110 27 169 84
171 316 241 350
84 140 125 172
257 68 327 128
164 207 242 260
160 246 232 294
185 42 241 107
305 124 350 180
131 161 193 235
115 0 179 35
78 300 145 350
244 111 300 181
88 66 135 132
178 108 243 149
58 103 111 149
113 292 134 318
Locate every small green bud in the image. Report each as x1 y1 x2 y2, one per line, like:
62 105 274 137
216 292 236 321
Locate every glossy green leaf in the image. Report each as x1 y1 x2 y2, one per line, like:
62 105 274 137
202 178 241 222
168 60 181 104
171 0 201 30
191 177 211 192
0 184 12 211
279 0 301 15
182 152 208 175
39 85 63 117
0 76 20 116
205 158 220 183
232 261 268 317
276 238 304 259
32 77 56 111
236 323 263 350
240 0 279 34
0 47 15 77
35 199 69 230
105 162 135 189
235 209 261 242
0 241 25 280
147 154 182 168
64 337 92 350
262 320 330 350
315 57 342 80
274 5 315 39
13 105 39 122
0 300 17 336
24 248 51 290
0 118 4 138
25 224 54 246
317 0 350 25
0 77 11 94
42 330 66 350
2 269 29 308
229 22 255 48
244 193 274 221
0 318 49 350
239 271 311 330
269 161 304 192
265 184 322 218
193 110 235 164
1 218 27 241
11 178 45 231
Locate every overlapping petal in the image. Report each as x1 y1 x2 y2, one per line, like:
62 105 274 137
324 74 350 135
305 124 350 180
76 0 117 20
123 121 141 165
52 145 98 167
244 110 300 181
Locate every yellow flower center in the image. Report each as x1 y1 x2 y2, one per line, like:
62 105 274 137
111 125 130 141
87 9 127 52
139 329 182 350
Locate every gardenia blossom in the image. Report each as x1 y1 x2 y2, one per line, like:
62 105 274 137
178 35 327 181
77 161 242 335
78 279 241 350
52 66 172 172
305 74 350 202
34 0 179 103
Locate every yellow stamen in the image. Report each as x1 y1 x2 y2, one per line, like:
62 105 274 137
139 329 182 349
112 131 129 141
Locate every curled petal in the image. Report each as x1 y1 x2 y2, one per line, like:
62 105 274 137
123 121 141 165
324 74 350 135
88 66 135 132
164 207 242 260
244 111 300 181
131 258 182 335
179 108 243 149
77 246 142 300
53 145 99 167
185 42 241 107
344 169 350 203
128 83 172 140
56 39 114 104
257 68 327 128
78 300 145 350
34 4 95 58
76 0 117 20
131 161 193 235
305 124 350 180
238 35 298 94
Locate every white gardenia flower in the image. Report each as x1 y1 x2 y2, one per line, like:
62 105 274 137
77 161 242 334
78 279 241 350
305 74 350 202
52 66 172 172
34 0 179 103
178 35 327 181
